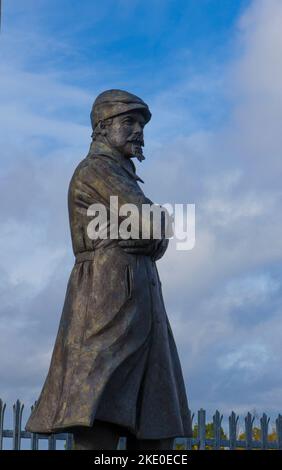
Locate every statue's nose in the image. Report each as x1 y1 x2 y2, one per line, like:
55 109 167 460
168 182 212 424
133 121 143 133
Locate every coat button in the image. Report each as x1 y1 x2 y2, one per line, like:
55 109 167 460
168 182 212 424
152 278 156 286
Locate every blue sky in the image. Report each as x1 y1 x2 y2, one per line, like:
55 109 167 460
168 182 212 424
2 0 249 131
1 0 282 443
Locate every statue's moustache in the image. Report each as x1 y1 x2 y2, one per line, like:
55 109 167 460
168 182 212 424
127 136 144 147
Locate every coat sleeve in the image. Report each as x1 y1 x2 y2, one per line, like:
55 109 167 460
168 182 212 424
75 156 173 241
151 238 169 261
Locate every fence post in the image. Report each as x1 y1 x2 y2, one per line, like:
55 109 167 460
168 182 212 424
30 402 39 450
198 409 206 450
276 414 282 450
13 400 24 450
48 434 56 450
186 413 194 450
213 410 223 450
30 432 39 451
229 411 239 450
66 433 74 450
245 412 255 450
260 413 270 450
0 399 6 450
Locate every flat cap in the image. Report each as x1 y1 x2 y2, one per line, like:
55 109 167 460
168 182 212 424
90 89 151 130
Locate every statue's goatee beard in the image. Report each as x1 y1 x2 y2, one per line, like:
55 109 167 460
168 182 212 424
130 143 145 162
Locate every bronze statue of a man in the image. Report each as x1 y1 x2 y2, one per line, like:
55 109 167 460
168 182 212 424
25 89 193 450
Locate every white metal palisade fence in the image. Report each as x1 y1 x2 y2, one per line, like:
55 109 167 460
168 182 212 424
0 399 282 450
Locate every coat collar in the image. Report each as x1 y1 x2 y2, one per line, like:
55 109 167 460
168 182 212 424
88 140 144 184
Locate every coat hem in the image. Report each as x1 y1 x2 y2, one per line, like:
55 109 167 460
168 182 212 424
50 418 193 440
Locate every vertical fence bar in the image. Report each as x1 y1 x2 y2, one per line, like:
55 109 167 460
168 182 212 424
186 438 192 450
30 432 39 450
229 411 239 450
198 409 206 450
66 433 73 450
48 434 56 450
13 400 24 450
186 413 194 450
245 412 255 450
276 414 282 450
213 410 223 450
30 402 39 450
0 399 6 450
260 413 270 450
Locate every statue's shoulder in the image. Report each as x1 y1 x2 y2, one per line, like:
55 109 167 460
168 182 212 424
73 153 114 175
69 154 113 192
69 155 95 183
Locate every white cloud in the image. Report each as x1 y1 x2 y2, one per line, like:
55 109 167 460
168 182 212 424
220 343 270 372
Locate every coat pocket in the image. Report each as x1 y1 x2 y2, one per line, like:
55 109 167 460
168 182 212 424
124 264 133 300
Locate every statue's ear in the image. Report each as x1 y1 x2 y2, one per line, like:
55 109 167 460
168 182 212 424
92 121 106 140
100 121 107 136
92 118 113 140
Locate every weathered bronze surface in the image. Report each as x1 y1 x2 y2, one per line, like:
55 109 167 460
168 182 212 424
25 89 193 443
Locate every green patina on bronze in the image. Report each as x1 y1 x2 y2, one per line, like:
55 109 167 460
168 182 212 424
25 89 192 441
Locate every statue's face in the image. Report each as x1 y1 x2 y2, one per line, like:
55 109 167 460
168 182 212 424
104 111 146 160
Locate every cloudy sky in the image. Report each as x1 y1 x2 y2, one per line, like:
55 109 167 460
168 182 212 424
1 0 282 435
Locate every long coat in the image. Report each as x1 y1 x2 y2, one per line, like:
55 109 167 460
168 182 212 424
25 141 193 439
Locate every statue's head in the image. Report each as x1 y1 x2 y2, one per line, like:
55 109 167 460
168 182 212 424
90 89 151 161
